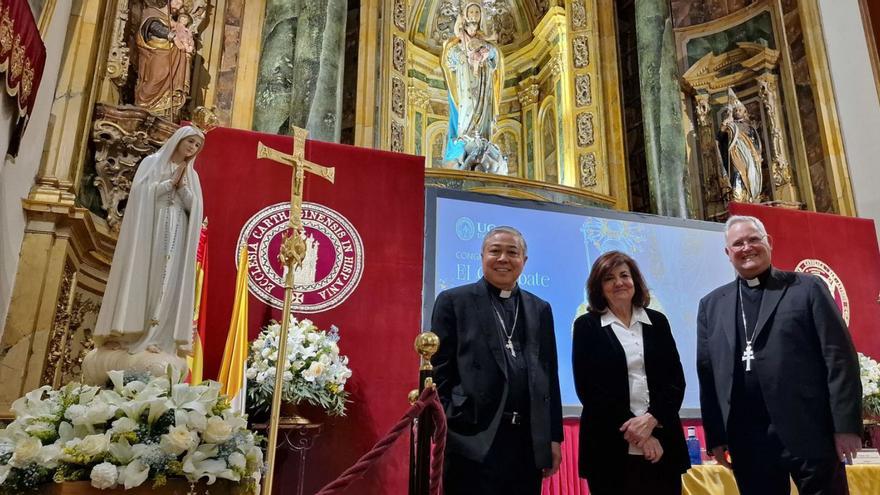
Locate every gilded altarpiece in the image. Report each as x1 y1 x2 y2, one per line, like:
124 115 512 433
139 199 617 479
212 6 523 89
376 0 627 208
675 1 854 217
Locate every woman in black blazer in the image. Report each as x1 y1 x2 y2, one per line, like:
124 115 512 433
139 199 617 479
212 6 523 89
572 251 689 494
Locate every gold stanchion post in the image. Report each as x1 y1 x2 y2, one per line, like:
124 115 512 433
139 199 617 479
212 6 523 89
409 332 439 495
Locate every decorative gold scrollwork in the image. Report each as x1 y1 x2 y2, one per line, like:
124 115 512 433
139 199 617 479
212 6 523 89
571 0 587 29
393 0 407 31
106 0 130 86
579 153 597 188
572 35 589 68
393 35 406 74
517 84 540 107
392 78 406 118
575 74 592 107
391 121 404 152
576 112 594 147
91 104 178 230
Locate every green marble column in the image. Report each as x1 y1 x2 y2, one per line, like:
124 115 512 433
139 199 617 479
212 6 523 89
289 0 347 142
634 0 691 218
253 0 299 134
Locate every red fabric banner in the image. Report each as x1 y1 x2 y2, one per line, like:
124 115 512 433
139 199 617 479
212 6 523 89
194 127 424 494
0 0 45 125
729 203 880 359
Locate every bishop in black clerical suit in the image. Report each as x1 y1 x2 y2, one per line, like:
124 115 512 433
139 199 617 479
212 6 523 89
430 226 563 495
697 215 862 495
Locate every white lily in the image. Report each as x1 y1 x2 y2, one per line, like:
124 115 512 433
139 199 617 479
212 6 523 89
117 459 150 489
108 439 134 464
147 398 170 424
107 370 126 391
10 386 53 420
183 446 237 484
170 383 210 414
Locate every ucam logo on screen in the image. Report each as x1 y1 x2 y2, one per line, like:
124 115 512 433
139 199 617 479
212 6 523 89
455 216 497 241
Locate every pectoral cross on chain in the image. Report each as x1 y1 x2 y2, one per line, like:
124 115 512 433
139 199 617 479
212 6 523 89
741 343 755 372
505 338 516 358
255 126 335 495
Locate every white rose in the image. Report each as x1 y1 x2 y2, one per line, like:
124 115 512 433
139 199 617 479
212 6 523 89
80 433 111 457
81 403 116 426
186 410 207 432
202 416 233 444
329 342 340 355
160 425 198 455
10 437 42 467
64 404 86 422
246 367 258 380
111 417 138 434
245 445 264 470
303 361 326 382
228 451 246 470
39 444 61 468
90 462 118 489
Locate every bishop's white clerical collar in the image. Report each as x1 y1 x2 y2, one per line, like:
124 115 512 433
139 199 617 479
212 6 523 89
740 268 771 288
485 278 518 299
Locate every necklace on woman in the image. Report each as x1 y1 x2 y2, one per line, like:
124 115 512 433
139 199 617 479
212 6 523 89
738 281 757 372
491 297 520 358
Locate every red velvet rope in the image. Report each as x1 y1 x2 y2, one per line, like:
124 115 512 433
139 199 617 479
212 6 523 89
314 386 447 495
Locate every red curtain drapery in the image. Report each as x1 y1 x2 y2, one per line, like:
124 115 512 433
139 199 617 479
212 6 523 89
0 0 45 129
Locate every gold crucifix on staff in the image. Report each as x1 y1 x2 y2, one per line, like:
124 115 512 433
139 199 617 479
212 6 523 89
256 126 335 495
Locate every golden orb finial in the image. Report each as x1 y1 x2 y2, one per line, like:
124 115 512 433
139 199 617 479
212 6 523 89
415 331 440 360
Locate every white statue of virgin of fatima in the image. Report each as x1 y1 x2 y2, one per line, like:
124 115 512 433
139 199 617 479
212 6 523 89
84 125 205 385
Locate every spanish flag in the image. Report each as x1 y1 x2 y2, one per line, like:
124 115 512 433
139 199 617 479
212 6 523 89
188 219 209 384
219 245 250 414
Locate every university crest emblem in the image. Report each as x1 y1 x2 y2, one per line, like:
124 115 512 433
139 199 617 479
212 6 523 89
794 258 850 325
237 202 365 313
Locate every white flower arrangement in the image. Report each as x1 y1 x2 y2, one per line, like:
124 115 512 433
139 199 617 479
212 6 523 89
246 317 352 417
859 352 880 418
0 371 263 493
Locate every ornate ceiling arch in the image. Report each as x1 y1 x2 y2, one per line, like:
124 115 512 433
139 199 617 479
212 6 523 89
409 0 545 55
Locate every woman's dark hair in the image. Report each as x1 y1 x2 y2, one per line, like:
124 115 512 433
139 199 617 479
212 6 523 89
586 250 650 312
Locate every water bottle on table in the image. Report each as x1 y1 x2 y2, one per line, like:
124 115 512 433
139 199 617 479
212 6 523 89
687 426 702 465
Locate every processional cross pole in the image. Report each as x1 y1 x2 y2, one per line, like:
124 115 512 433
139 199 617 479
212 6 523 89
256 126 335 495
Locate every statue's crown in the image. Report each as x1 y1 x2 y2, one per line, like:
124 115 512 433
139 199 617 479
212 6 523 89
191 106 219 133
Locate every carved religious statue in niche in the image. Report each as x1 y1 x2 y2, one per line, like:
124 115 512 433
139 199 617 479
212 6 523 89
441 1 508 175
83 126 206 385
134 0 207 121
716 88 765 203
